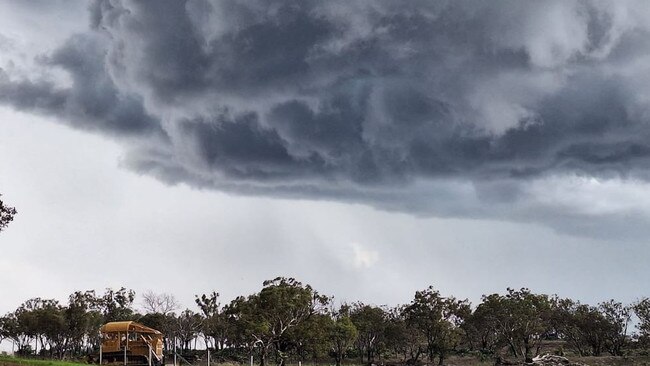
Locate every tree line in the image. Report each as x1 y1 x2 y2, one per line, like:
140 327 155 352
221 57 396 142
2 278 650 365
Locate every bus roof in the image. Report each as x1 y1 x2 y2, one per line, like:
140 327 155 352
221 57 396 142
100 321 162 335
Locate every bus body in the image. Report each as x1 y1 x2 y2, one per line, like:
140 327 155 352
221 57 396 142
99 321 164 366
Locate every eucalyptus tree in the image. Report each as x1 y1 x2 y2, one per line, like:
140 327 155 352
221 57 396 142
285 311 331 362
224 277 329 366
634 298 650 346
0 313 24 352
195 291 228 350
550 297 611 356
383 305 424 364
138 311 177 352
174 309 203 352
65 290 103 355
36 303 66 358
327 305 358 366
477 289 552 362
402 286 470 365
462 301 501 356
0 194 17 232
599 300 631 356
99 287 136 322
11 298 65 355
350 303 387 364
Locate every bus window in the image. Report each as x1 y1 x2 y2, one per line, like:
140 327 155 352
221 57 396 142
102 333 117 341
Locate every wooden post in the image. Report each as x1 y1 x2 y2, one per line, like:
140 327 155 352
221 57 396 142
250 355 253 366
174 338 177 366
207 348 210 366
149 345 152 366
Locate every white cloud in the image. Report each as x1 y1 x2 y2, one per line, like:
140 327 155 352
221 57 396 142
524 174 650 216
351 242 379 269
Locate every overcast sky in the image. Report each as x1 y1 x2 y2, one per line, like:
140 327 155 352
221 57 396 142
2 0 650 324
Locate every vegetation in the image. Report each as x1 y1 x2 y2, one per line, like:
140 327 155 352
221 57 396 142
0 194 17 232
0 355 87 366
2 278 650 366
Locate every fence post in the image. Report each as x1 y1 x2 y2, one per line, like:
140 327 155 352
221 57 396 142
125 330 129 366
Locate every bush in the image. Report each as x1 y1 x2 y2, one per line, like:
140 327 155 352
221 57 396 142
16 345 34 357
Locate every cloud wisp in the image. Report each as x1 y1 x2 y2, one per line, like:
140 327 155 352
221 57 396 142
3 0 650 237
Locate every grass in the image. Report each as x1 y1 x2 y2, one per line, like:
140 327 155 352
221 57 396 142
4 354 650 366
0 355 88 366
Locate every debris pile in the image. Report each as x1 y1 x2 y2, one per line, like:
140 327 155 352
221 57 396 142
528 354 588 366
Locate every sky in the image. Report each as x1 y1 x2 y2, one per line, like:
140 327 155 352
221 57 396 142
1 0 650 323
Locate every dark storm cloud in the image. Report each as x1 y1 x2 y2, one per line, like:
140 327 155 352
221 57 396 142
4 0 650 231
0 33 164 138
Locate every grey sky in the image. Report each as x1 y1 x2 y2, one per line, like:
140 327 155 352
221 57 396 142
1 0 650 322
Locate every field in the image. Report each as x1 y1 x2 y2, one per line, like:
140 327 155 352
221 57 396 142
0 356 87 366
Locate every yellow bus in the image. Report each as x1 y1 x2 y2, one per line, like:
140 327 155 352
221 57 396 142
99 321 164 366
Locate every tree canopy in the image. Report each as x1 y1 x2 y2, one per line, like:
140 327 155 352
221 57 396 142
0 194 17 232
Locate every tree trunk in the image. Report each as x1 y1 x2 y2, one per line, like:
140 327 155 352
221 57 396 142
359 345 365 364
275 340 287 366
508 340 519 358
438 352 445 366
409 347 421 364
524 339 533 363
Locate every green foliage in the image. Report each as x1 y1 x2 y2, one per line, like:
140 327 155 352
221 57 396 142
0 194 17 232
551 297 613 356
350 303 387 364
285 312 331 360
384 305 425 364
0 288 136 360
1 280 649 366
462 299 501 355
138 312 172 336
14 298 66 357
174 309 203 352
222 277 330 366
0 313 22 348
473 288 552 362
402 286 470 365
635 298 650 346
99 288 136 322
195 291 228 350
598 300 632 356
327 306 358 366
65 290 101 354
